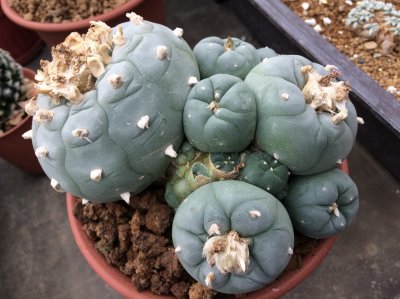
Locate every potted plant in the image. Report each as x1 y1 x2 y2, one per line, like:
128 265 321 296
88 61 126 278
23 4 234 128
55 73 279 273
0 48 43 175
0 0 164 46
28 13 362 298
228 0 400 182
0 5 44 64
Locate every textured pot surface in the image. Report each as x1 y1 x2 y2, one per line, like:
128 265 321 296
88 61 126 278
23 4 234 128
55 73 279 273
0 6 44 64
66 161 348 298
0 68 43 175
0 0 165 46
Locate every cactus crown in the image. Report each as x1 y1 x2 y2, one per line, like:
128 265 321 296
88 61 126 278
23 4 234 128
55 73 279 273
0 49 24 131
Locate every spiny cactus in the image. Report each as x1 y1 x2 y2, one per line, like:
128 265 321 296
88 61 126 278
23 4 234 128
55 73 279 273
28 14 199 203
0 49 23 132
165 141 243 209
346 0 400 53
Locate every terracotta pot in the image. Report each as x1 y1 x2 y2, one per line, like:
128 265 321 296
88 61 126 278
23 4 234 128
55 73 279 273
0 68 43 175
66 161 349 298
0 5 44 65
0 0 164 47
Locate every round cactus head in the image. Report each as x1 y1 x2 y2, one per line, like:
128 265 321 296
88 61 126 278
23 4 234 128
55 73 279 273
245 55 363 175
172 180 294 294
29 14 199 203
284 168 359 239
193 36 260 80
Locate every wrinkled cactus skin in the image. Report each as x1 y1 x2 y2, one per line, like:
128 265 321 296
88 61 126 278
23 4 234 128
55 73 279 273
165 141 243 209
237 150 289 200
32 21 199 202
245 55 359 175
0 49 23 131
172 180 294 294
283 168 359 239
193 36 260 80
183 74 257 153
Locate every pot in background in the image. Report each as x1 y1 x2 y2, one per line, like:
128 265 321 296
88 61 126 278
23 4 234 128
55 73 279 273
0 0 164 47
0 68 43 175
0 5 44 64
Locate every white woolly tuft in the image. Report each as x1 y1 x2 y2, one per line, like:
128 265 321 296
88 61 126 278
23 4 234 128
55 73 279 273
207 223 221 236
156 45 168 59
165 145 177 158
137 115 150 129
22 130 32 140
50 178 64 193
173 28 184 37
90 169 103 182
35 147 48 158
120 192 130 204
187 76 198 86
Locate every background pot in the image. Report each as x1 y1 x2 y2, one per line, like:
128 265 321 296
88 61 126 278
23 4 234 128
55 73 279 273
0 0 165 47
66 161 349 299
0 68 43 175
0 5 44 64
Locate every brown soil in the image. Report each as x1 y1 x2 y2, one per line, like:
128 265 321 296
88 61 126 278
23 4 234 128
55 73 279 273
73 187 193 299
9 0 128 23
73 187 319 299
283 0 400 101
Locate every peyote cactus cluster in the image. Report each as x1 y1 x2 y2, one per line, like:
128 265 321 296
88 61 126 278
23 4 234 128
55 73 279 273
346 0 400 53
31 13 363 297
0 49 24 132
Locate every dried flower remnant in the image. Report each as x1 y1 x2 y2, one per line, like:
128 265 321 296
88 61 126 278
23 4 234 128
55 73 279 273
301 65 351 124
34 21 113 104
202 230 250 275
345 0 400 53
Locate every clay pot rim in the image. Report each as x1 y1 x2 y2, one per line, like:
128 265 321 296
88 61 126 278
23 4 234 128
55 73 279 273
0 68 35 139
66 161 348 298
0 0 144 32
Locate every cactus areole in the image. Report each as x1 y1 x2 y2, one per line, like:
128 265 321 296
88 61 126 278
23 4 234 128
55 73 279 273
172 180 294 294
245 55 363 175
29 13 199 202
